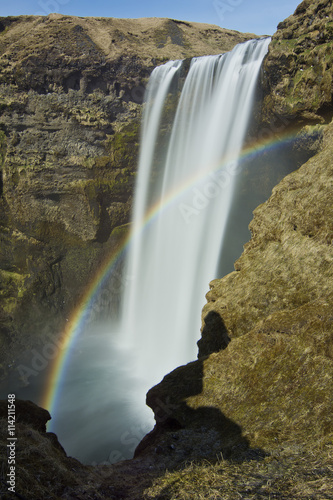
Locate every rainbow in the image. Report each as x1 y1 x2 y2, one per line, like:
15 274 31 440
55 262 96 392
41 126 300 422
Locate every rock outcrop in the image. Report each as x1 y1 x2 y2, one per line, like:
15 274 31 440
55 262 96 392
145 118 333 454
0 399 111 499
0 15 256 371
262 0 333 125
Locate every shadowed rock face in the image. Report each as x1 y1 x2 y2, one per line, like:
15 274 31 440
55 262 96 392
0 399 111 500
197 311 230 357
0 15 256 368
0 398 51 432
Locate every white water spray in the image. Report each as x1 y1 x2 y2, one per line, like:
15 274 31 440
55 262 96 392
120 38 270 388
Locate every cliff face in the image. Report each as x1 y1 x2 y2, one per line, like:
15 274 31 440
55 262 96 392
262 0 333 125
143 0 333 477
0 15 256 368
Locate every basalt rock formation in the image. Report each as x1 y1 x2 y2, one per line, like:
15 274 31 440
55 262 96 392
0 15 256 373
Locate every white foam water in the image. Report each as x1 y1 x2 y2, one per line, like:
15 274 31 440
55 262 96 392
120 38 270 387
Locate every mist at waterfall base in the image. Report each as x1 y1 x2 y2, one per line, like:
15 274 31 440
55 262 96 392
31 37 306 464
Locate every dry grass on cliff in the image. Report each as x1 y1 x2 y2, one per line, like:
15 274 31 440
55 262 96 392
142 444 333 499
0 14 257 68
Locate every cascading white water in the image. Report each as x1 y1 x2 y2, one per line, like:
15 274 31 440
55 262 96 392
120 38 270 388
32 38 272 465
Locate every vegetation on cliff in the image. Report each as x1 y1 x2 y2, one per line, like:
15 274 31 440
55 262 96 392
262 0 333 125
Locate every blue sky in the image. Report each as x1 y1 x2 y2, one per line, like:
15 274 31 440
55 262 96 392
1 0 302 36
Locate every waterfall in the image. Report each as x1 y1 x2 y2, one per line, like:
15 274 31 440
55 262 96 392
120 38 270 387
40 37 272 464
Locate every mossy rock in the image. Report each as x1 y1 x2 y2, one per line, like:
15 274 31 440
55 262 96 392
262 0 333 125
108 120 140 169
